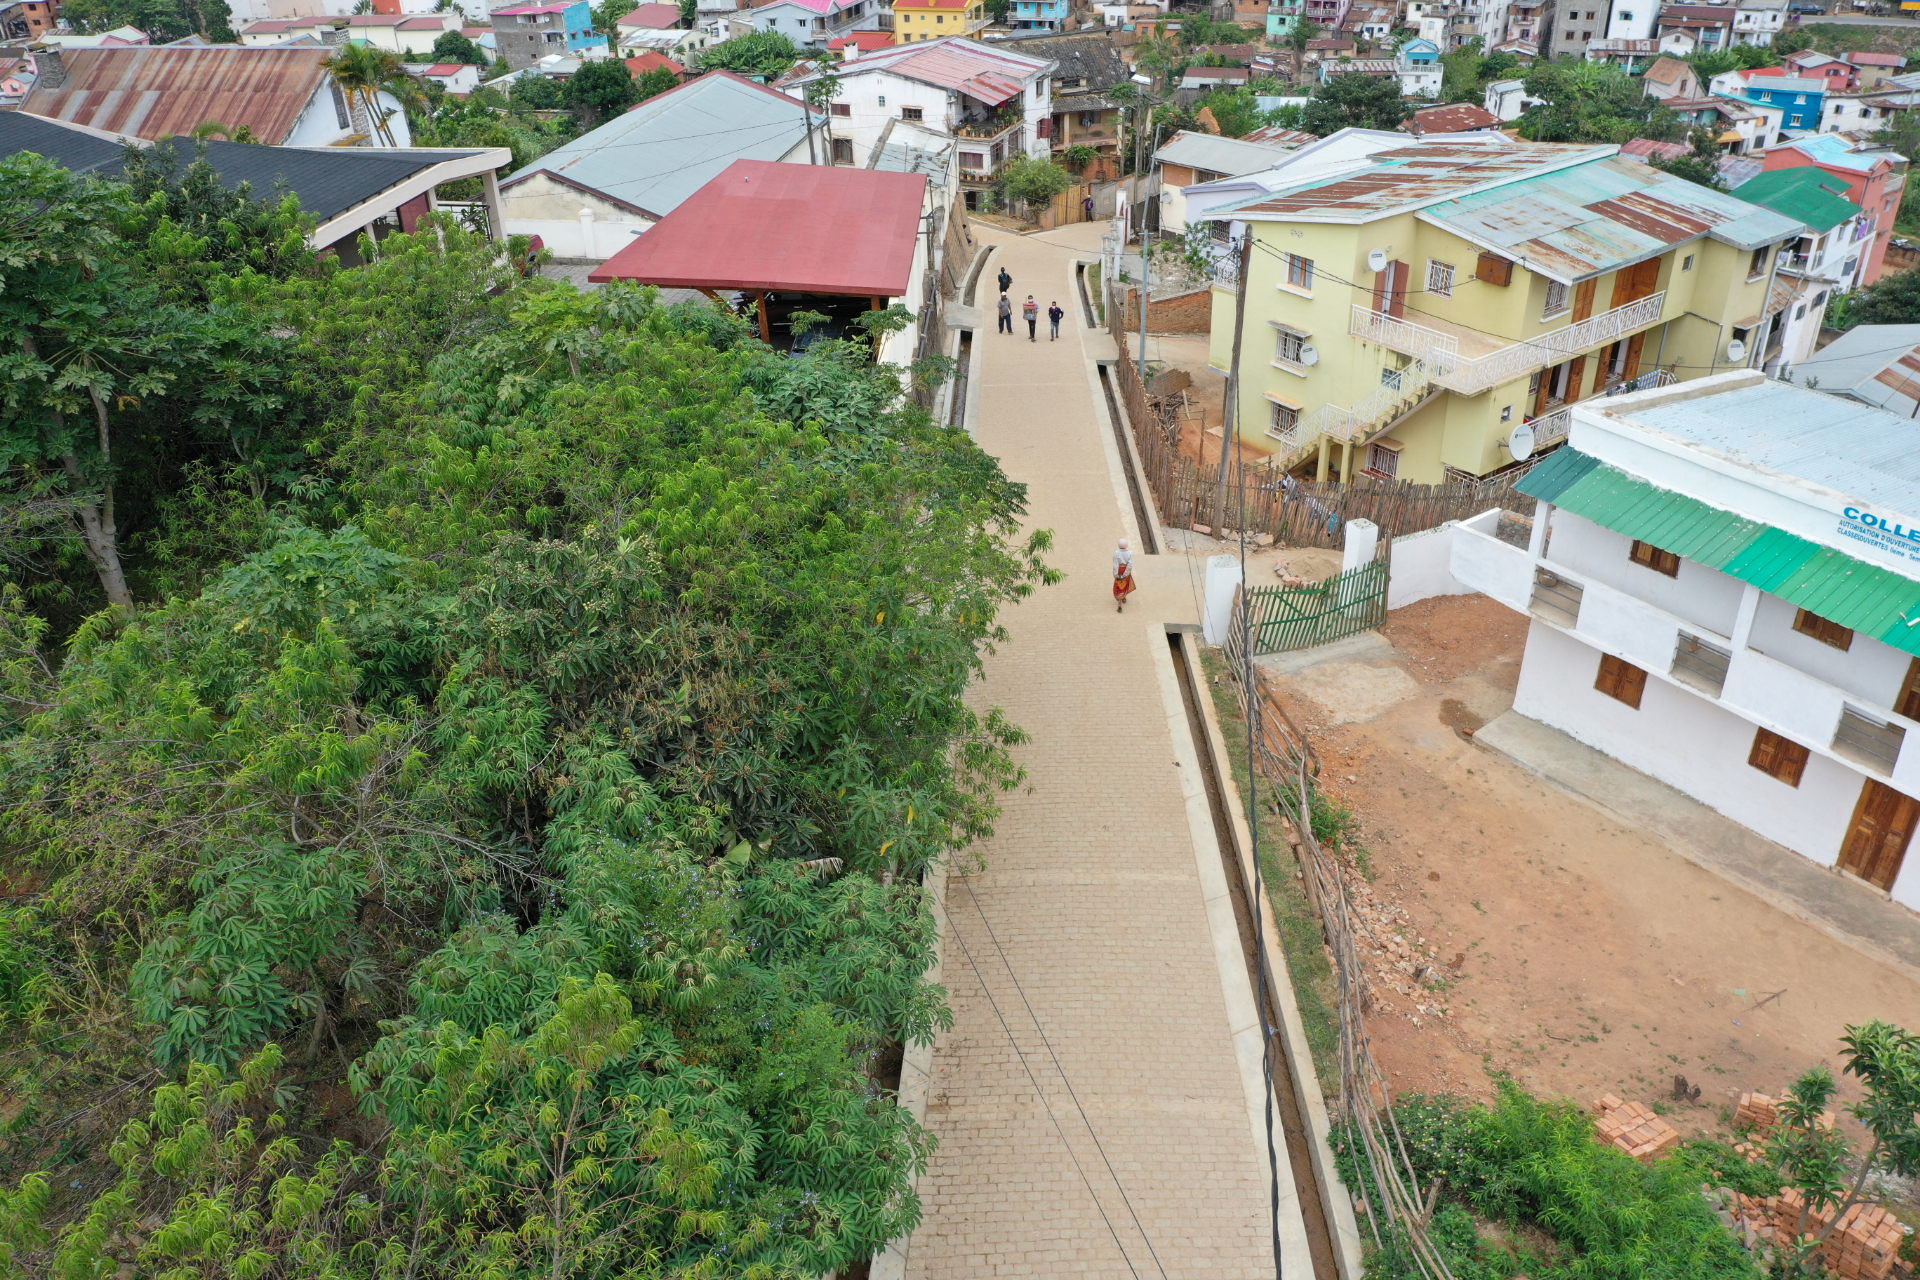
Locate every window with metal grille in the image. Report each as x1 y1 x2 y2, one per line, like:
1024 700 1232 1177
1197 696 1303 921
1426 259 1454 297
1629 539 1679 577
1543 279 1569 316
1269 401 1299 440
1749 727 1810 787
1594 653 1648 709
1275 329 1305 363
1793 608 1854 650
1366 443 1400 477
831 137 854 163
902 106 923 119
1287 253 1314 289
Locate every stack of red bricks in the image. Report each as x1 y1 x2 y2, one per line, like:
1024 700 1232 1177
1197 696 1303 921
1738 1091 1781 1132
1591 1094 1681 1162
1729 1188 1909 1280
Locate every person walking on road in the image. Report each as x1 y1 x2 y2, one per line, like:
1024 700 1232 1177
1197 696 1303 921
1112 538 1137 612
997 292 1013 334
1047 301 1064 341
997 266 1012 295
1023 295 1038 341
1083 194 1094 222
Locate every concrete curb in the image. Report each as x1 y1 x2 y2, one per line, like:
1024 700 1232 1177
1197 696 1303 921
871 853 948 1280
1182 630 1367 1280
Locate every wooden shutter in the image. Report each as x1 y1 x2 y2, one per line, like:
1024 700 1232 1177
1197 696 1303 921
1387 260 1409 318
1793 608 1855 651
1476 252 1513 286
1900 657 1920 722
1565 354 1587 403
1623 330 1647 380
1533 366 1552 417
1841 779 1920 891
1371 262 1388 314
1610 256 1661 307
1595 653 1647 708
1572 279 1597 322
1749 728 1810 787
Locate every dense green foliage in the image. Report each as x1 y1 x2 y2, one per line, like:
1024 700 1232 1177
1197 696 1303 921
1343 1086 1761 1280
59 0 232 40
566 59 644 127
1304 73 1413 135
1837 260 1920 327
0 131 1053 1275
696 31 804 79
431 29 491 65
1519 60 1684 144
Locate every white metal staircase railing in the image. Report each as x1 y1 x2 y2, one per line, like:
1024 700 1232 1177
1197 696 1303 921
1269 356 1441 471
1346 292 1666 396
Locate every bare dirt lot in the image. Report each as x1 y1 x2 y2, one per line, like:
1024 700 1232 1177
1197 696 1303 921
1258 592 1920 1133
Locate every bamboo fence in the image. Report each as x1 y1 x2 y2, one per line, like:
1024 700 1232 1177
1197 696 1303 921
1108 308 1539 550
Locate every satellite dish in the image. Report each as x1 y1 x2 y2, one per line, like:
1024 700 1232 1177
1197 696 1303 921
1726 337 1747 362
1299 343 1320 366
1508 421 1536 461
1367 247 1389 273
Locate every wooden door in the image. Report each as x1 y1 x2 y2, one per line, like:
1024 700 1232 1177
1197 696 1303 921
1611 256 1662 308
1899 656 1920 721
1372 260 1408 317
1565 354 1587 402
1572 279 1597 322
1623 331 1647 380
1840 778 1920 891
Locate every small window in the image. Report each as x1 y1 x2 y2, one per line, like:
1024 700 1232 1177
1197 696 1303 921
1683 253 1695 270
1286 253 1314 289
1275 329 1305 363
1427 259 1455 297
1749 246 1770 279
1543 279 1569 316
1750 727 1812 786
1595 653 1649 709
1794 608 1854 650
1629 539 1680 577
1270 400 1299 439
831 137 853 163
830 102 851 116
1366 443 1400 477
902 105 923 120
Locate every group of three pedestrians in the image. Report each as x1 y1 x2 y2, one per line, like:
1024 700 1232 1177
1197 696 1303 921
994 267 1064 342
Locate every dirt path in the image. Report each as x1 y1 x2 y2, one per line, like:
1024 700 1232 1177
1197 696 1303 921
1261 593 1920 1131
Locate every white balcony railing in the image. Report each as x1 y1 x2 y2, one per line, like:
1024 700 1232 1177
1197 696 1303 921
1348 292 1667 396
1298 356 1441 445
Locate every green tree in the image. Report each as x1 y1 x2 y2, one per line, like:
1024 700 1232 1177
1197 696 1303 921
635 64 680 100
60 0 233 41
695 28 802 78
1286 14 1320 85
1519 58 1681 143
1196 85 1264 137
564 57 642 127
1303 71 1412 135
429 28 489 64
509 69 567 109
325 42 408 146
1840 262 1920 325
999 155 1074 213
592 0 629 43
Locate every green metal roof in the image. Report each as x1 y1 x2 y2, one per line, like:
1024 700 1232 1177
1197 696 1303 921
1730 167 1864 236
1516 448 1920 656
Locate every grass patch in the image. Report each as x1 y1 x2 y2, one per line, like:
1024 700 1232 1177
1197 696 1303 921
1199 648 1340 1093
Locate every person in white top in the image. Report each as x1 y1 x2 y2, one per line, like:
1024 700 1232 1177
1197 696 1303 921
1112 538 1136 612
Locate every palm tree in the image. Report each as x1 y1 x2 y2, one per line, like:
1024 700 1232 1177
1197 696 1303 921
325 42 406 146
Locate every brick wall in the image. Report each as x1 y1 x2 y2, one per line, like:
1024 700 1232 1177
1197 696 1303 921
1118 285 1212 334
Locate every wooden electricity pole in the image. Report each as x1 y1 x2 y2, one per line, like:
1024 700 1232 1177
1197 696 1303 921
1213 230 1254 527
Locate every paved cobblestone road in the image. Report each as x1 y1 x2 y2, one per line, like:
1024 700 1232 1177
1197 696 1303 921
904 224 1279 1280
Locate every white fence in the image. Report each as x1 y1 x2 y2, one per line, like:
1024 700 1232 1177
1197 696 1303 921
1346 293 1668 396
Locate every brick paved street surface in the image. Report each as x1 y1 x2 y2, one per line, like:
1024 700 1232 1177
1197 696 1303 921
906 226 1277 1280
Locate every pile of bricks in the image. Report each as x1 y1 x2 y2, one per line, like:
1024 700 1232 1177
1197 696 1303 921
1591 1094 1681 1162
1729 1188 1910 1280
1737 1091 1781 1133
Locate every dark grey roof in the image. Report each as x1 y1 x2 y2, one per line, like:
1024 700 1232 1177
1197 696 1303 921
990 30 1129 92
1 111 492 221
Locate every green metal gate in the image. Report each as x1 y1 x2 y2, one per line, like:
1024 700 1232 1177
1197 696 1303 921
1237 557 1390 656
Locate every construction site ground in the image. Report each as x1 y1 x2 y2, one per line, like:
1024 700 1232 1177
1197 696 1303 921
1208 579 1920 1135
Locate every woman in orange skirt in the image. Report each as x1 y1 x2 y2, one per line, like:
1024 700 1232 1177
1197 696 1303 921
1112 538 1137 612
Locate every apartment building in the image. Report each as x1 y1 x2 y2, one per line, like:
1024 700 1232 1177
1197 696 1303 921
1448 372 1920 907
491 1 606 71
1762 132 1906 285
1199 134 1803 485
891 0 986 40
1729 165 1870 371
743 0 883 46
1549 0 1612 59
782 36 1052 194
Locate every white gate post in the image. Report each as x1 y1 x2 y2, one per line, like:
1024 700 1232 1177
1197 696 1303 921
1203 553 1243 646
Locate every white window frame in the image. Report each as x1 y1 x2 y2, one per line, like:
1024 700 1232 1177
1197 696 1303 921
1274 328 1306 365
1426 258 1455 298
1543 278 1569 317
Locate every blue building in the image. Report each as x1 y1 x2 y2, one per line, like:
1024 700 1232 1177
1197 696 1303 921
1736 72 1825 130
491 0 606 71
1010 0 1067 29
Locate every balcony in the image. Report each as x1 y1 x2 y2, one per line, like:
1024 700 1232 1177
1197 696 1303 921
1349 292 1667 396
1450 522 1920 791
957 107 1023 140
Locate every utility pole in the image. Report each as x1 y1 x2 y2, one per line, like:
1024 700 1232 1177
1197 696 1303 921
1138 122 1162 372
1214 230 1254 526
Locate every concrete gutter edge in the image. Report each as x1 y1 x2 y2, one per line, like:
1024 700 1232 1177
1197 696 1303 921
870 853 948 1280
1181 630 1367 1280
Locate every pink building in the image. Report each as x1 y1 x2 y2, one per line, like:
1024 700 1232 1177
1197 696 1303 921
1761 133 1906 285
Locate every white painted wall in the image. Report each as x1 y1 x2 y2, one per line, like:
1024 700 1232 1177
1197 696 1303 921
283 84 413 146
1448 517 1535 612
1545 508 1746 639
503 210 648 258
1746 590 1913 708
1513 619 1874 879
1385 507 1502 610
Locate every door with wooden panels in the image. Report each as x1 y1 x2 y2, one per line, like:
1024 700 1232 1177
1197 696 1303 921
1571 279 1598 322
1623 331 1647 380
1898 656 1920 722
1840 778 1920 892
1610 257 1662 308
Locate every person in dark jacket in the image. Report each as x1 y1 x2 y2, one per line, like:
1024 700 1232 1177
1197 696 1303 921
997 292 1013 334
1047 301 1065 340
997 266 1012 295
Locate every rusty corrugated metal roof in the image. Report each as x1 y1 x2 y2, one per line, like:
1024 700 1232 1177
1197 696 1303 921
1219 141 1599 220
21 46 332 144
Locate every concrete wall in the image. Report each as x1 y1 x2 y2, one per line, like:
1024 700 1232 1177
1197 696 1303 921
504 211 648 259
1386 506 1501 610
1546 508 1747 640
1512 618 1891 890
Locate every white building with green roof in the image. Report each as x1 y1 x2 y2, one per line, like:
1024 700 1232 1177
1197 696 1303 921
1451 371 1920 905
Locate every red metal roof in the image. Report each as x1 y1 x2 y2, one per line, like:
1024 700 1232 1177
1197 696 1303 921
20 46 331 144
624 50 685 76
589 159 927 296
619 2 683 24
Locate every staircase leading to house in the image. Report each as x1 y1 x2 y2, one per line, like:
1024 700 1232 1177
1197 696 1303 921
1265 356 1442 475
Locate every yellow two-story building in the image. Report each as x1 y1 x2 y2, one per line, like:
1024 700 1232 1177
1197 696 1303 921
891 0 988 41
1202 137 1807 484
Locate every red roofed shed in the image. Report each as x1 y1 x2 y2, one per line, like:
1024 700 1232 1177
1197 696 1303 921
590 160 928 344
